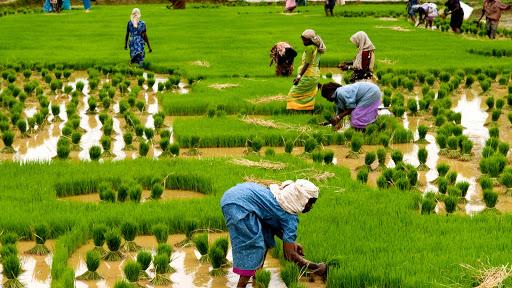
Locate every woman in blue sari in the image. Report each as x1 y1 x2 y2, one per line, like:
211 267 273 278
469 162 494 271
124 8 152 66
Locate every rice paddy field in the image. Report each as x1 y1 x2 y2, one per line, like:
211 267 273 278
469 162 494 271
1 2 512 288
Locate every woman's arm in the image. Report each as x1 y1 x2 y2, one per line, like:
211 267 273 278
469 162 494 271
124 25 129 49
330 109 354 127
338 61 354 71
283 242 327 275
142 31 152 52
293 63 309 85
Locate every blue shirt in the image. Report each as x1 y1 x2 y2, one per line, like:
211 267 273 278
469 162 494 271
333 82 381 114
221 182 298 244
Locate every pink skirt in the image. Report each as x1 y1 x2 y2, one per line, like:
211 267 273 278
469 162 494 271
285 0 296 10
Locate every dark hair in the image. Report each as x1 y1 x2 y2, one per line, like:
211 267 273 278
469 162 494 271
320 82 342 100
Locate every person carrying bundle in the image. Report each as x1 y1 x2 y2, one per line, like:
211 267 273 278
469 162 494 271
320 81 382 130
269 42 298 76
221 180 327 288
338 31 375 83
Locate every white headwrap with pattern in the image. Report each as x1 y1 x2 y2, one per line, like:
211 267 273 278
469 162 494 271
301 29 326 54
131 8 141 28
269 179 319 214
350 31 375 70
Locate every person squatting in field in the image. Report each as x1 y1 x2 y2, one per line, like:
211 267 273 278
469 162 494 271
221 180 327 288
287 29 326 111
338 31 376 83
124 8 152 66
269 42 298 76
477 0 510 39
320 81 382 131
417 3 439 28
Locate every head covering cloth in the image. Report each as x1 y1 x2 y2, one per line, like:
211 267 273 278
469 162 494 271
301 29 326 54
269 179 319 214
350 31 376 71
131 8 141 28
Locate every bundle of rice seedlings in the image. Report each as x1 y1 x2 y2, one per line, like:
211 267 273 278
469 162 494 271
417 147 428 171
1 232 18 247
56 137 71 160
346 134 363 159
91 224 107 255
460 139 473 161
121 221 140 252
486 96 495 110
0 245 18 259
138 141 149 157
421 197 436 215
212 237 229 266
311 150 323 163
436 163 450 178
445 196 458 214
1 131 16 153
169 143 180 157
192 233 209 262
500 173 512 196
357 167 369 184
208 246 227 276
480 176 493 191
76 250 103 280
376 148 387 170
124 260 144 288
446 171 458 185
103 229 124 261
436 134 447 156
438 177 448 194
128 183 142 203
122 132 134 151
456 181 470 198
175 220 197 248
415 125 429 144
391 150 403 166
100 136 114 158
136 250 152 280
89 145 102 161
254 269 271 288
489 126 500 138
71 131 82 151
498 142 509 157
152 224 169 244
485 137 499 151
379 133 390 148
483 189 498 208
151 183 164 200
446 136 460 158
491 109 501 122
150 254 172 285
25 224 50 255
303 137 317 154
280 261 300 287
364 152 376 170
284 140 294 154
2 255 23 288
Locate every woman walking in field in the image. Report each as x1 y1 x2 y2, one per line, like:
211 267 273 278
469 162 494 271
124 8 152 66
221 179 327 288
442 0 464 33
320 81 382 130
287 29 326 111
338 31 375 83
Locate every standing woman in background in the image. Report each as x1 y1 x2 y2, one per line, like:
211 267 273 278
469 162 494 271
443 0 464 33
286 29 326 111
124 8 153 66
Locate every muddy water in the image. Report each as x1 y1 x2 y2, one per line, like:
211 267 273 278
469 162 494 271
60 189 206 203
70 234 322 288
0 241 55 288
320 68 343 85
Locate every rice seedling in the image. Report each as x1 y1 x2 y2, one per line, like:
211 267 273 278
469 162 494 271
121 221 140 252
89 145 102 161
303 137 317 154
156 243 173 259
421 196 436 215
103 229 124 261
281 261 300 287
379 133 390 148
357 167 369 184
151 183 164 200
480 176 493 191
152 224 169 244
0 245 18 259
56 137 71 160
436 163 450 178
92 224 107 256
1 130 16 153
446 136 460 158
407 99 418 115
254 269 271 288
445 196 458 214
498 142 509 157
480 154 507 178
2 255 23 288
136 250 152 280
491 109 501 122
391 150 403 166
71 131 82 150
438 177 448 194
144 128 154 142
122 132 134 151
76 250 103 280
151 254 172 285
480 79 491 93
323 149 334 164
415 125 429 144
139 141 149 157
496 98 505 110
446 171 458 185
364 152 376 170
99 136 113 158
311 150 323 163
169 143 180 157
209 245 227 276
485 137 499 151
124 260 144 288
391 127 412 144
211 237 229 265
347 134 363 159
456 181 470 198
192 232 209 262
25 223 50 255
129 183 142 203
460 139 473 161
483 189 498 209
376 148 387 170
416 147 428 171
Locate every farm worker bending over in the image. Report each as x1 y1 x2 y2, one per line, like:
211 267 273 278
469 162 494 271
287 29 326 111
269 42 298 76
321 81 382 130
221 180 327 288
477 0 510 39
417 3 439 28
338 31 376 83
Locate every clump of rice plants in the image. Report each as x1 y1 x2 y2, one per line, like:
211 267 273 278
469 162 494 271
480 176 493 191
192 233 209 262
1 130 16 153
121 221 141 252
376 148 386 170
0 244 18 259
491 109 501 122
2 255 23 288
500 173 512 196
25 223 50 255
103 229 124 261
284 140 294 154
280 261 300 287
303 137 317 154
498 142 509 157
71 131 82 151
169 143 180 157
456 181 470 198
128 183 142 202
211 237 229 266
479 154 507 178
100 136 114 158
322 149 334 164
417 147 428 171
124 260 143 288
415 125 429 144
152 224 169 244
89 145 102 161
357 167 369 184
436 134 447 156
123 132 134 151
483 189 498 209
379 133 390 149
346 134 363 159
209 245 227 276
438 177 448 194
364 152 376 170
151 183 164 200
76 250 103 280
92 224 107 255
436 163 450 178
99 182 116 203
460 139 473 161
0 232 17 246
139 141 149 157
391 127 413 144
496 98 505 110
56 137 71 160
446 136 460 158
311 150 323 163
391 150 403 166
421 196 436 215
446 171 458 185
254 269 271 288
445 196 458 214
150 254 172 285
136 250 152 280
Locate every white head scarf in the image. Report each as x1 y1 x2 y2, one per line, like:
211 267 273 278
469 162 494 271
301 29 326 54
269 179 319 214
131 8 141 28
350 31 376 71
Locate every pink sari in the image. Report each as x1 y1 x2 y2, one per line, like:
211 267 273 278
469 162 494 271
285 0 296 11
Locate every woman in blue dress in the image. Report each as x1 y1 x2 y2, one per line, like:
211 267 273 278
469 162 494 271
124 8 152 66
